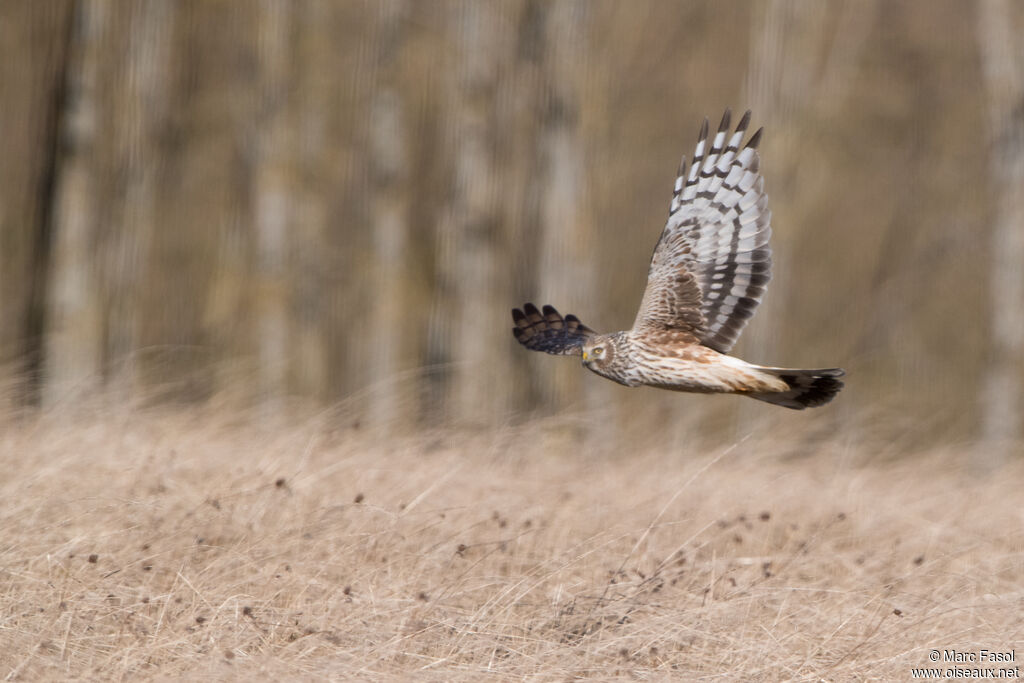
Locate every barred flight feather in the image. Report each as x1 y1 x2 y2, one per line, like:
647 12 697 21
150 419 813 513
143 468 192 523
635 108 772 354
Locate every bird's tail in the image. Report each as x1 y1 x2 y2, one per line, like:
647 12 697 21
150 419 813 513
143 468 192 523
748 367 845 410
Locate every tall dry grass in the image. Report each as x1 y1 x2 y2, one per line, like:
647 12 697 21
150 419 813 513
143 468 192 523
1 405 1021 680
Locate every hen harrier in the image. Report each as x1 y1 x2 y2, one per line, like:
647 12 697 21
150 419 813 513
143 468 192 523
512 110 844 409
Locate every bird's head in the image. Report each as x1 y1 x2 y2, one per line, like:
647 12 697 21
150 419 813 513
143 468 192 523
581 335 615 370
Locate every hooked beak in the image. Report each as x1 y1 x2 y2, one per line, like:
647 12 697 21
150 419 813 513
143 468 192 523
582 350 589 362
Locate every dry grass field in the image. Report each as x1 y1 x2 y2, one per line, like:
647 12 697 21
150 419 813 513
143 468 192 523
1 406 1022 681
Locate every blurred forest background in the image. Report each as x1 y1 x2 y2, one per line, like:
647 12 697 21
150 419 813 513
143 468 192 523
1 0 1023 451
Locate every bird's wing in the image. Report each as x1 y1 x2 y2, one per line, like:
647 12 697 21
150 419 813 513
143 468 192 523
512 304 596 356
633 109 772 353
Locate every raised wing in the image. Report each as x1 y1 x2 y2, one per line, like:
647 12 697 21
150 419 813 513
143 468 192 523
512 303 596 356
633 110 772 353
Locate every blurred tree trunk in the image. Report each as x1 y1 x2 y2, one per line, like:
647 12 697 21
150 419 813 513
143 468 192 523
501 0 544 417
286 2 337 403
253 0 293 406
45 1 174 405
743 1 829 364
0 2 74 406
977 0 1024 457
100 1 174 396
43 0 101 405
429 2 511 425
535 1 592 412
312 4 378 413
133 3 253 401
367 0 409 429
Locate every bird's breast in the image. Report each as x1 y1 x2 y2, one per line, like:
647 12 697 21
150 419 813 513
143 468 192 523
625 343 783 394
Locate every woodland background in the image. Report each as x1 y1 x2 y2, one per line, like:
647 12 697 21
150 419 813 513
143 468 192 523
2 0 1023 451
2 3 1024 678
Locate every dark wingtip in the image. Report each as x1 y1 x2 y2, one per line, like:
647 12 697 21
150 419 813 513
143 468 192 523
509 302 594 356
737 110 752 133
747 127 764 149
698 117 709 141
717 108 732 133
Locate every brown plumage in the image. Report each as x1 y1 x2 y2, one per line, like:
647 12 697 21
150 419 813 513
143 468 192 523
511 110 844 410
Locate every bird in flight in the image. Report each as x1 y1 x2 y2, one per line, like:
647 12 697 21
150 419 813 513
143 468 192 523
512 110 844 409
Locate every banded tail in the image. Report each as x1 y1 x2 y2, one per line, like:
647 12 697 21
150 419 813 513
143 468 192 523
749 367 845 410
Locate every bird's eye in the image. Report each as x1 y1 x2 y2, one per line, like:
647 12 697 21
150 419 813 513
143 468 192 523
593 346 604 356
